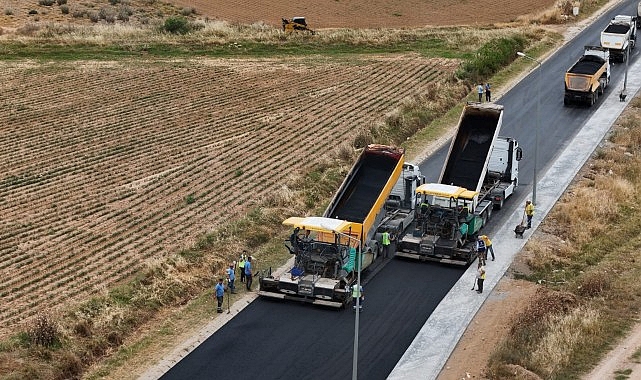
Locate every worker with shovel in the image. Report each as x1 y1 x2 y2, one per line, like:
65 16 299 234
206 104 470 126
215 278 225 313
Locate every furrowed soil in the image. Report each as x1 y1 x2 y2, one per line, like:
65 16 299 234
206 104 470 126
0 55 457 338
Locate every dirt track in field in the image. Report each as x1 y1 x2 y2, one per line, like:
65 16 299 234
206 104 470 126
171 0 557 28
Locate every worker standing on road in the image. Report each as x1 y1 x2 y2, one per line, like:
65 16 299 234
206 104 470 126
476 263 486 294
238 253 246 283
477 83 484 102
525 200 535 229
381 229 391 259
485 83 492 102
215 278 225 313
226 263 236 294
475 236 487 265
479 235 495 261
245 256 253 291
351 283 364 311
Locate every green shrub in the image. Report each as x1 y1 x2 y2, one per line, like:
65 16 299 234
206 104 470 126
57 0 67 4
457 35 526 84
163 16 191 34
60 5 69 14
39 0 55 5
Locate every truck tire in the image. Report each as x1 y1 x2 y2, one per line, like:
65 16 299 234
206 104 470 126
481 210 488 227
494 197 504 210
563 97 569 106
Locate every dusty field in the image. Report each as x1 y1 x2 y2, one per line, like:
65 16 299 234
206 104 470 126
0 55 458 337
172 0 557 28
0 0 556 30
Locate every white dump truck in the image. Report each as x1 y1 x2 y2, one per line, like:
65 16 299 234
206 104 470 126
397 103 522 265
600 15 637 62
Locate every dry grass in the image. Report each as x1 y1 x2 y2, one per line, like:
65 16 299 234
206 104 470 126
490 93 641 379
2 18 539 55
530 305 602 376
516 0 611 25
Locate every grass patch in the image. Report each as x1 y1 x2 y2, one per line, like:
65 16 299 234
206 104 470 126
0 23 540 61
488 93 641 379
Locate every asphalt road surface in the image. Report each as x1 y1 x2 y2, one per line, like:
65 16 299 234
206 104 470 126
161 1 640 379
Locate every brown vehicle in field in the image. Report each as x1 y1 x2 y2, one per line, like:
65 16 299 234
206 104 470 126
282 17 315 35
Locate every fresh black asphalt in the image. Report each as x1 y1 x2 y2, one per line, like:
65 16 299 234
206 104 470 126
161 1 640 379
161 257 464 380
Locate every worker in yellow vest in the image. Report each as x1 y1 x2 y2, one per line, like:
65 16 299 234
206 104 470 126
238 253 246 283
476 262 486 294
525 200 534 229
381 229 392 259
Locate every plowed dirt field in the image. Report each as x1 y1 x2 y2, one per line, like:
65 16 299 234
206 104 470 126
0 55 457 336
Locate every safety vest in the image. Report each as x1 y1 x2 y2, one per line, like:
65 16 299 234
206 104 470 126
351 285 362 298
382 232 390 246
476 239 486 251
525 203 534 216
238 259 245 269
481 235 492 246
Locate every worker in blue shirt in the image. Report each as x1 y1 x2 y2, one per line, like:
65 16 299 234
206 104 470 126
245 256 253 291
226 263 236 294
215 278 225 313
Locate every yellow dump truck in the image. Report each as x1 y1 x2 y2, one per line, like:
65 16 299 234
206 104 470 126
564 46 610 106
258 145 423 307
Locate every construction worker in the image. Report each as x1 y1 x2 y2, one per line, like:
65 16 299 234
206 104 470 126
475 236 487 265
245 256 253 291
381 229 391 259
525 200 534 229
479 235 495 261
351 283 364 311
238 253 246 283
476 262 486 294
215 278 225 313
226 263 236 294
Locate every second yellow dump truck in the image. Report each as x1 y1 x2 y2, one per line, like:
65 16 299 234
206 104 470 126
564 46 610 106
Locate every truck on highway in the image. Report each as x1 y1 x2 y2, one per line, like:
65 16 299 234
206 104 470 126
258 145 423 307
638 2 641 27
397 103 522 265
564 46 610 106
600 15 637 62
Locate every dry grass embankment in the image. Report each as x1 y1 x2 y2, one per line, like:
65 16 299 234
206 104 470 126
488 95 641 379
